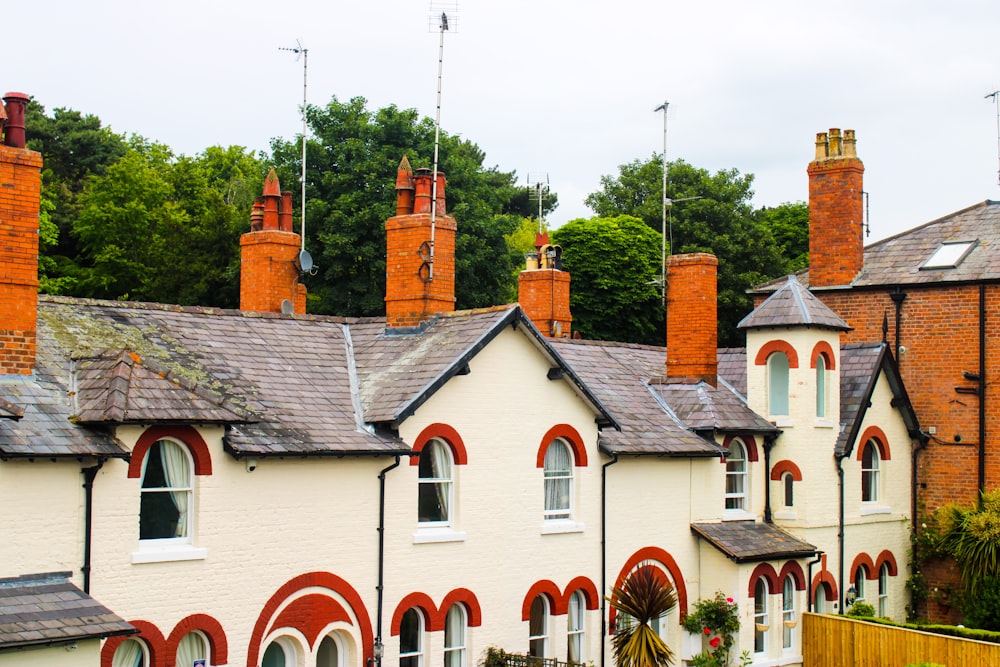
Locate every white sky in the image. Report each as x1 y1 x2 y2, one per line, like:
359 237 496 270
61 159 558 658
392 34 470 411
7 0 999 241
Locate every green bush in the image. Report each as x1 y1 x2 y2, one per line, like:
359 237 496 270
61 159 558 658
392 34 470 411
961 575 1000 631
846 601 876 618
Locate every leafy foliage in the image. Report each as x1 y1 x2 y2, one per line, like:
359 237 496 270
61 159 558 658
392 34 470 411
552 216 664 345
585 155 805 346
682 592 742 667
846 601 877 618
608 566 678 667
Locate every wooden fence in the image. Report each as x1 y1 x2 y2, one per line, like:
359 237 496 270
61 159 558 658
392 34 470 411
802 612 1000 666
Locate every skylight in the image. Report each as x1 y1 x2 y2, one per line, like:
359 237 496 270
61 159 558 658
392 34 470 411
921 241 976 269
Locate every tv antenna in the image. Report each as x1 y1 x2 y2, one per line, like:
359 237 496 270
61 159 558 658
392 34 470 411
987 90 1000 186
527 172 551 232
426 2 459 281
279 39 313 272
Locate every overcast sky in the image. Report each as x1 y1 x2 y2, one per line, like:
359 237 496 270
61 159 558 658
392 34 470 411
8 0 998 241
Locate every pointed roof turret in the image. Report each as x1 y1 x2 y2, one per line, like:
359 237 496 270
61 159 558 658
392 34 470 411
738 274 851 331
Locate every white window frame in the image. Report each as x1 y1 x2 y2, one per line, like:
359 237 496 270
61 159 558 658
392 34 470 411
399 608 424 667
112 638 149 667
444 604 467 667
861 440 880 503
782 472 794 508
543 439 573 521
418 439 453 526
177 630 210 667
567 591 586 664
261 637 298 667
725 440 748 512
139 438 194 542
782 576 795 650
816 354 827 418
528 595 550 658
854 565 867 603
317 634 344 667
768 352 790 417
754 579 769 655
878 563 889 617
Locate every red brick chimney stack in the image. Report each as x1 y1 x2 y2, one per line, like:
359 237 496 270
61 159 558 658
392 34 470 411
239 168 307 314
665 253 718 386
518 232 572 338
808 128 865 288
0 92 43 374
385 156 456 328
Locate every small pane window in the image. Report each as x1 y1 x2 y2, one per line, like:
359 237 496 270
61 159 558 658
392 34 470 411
782 576 795 650
768 352 790 416
400 608 424 667
725 441 748 511
418 440 453 524
567 591 585 664
754 578 768 654
878 564 889 617
528 596 549 658
782 472 794 508
543 440 572 520
816 355 827 417
862 441 880 503
444 605 467 667
113 638 147 667
140 439 193 540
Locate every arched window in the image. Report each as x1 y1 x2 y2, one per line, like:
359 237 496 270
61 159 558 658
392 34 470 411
782 576 795 650
418 439 453 524
140 439 193 541
399 608 424 667
262 639 296 667
317 635 341 667
725 440 748 511
861 440 880 503
444 604 467 667
113 638 148 667
176 631 209 667
854 565 868 603
567 590 586 663
782 472 794 508
528 595 549 658
768 352 790 416
543 440 573 521
878 563 889 617
816 354 827 417
754 578 769 654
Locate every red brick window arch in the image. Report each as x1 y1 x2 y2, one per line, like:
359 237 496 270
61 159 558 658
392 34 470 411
756 341 798 417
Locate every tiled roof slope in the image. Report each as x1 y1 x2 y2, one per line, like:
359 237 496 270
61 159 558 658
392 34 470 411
0 572 134 649
690 521 816 562
738 275 850 330
754 200 1000 292
652 380 777 434
717 348 747 397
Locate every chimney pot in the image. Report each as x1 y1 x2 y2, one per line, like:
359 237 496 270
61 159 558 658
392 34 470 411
280 191 293 232
814 132 829 160
413 168 433 214
2 92 30 149
395 156 415 216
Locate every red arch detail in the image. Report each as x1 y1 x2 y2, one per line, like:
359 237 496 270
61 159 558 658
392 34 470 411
165 613 229 666
611 547 689 626
858 425 891 461
128 425 212 478
811 570 838 604
810 341 836 370
440 588 483 628
778 561 807 591
391 592 438 635
875 550 899 577
246 572 373 667
272 594 352 647
770 460 803 481
747 563 780 597
850 553 877 581
410 423 468 466
564 576 601 611
522 580 563 620
102 620 165 667
536 424 588 467
754 340 799 368
722 434 759 463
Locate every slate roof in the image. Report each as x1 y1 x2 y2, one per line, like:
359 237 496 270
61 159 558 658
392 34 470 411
0 397 24 420
753 200 1000 292
651 380 778 434
738 275 850 331
0 572 134 649
690 521 817 562
717 348 747 397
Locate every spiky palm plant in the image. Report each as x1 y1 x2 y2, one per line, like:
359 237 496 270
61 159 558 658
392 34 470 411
608 566 678 667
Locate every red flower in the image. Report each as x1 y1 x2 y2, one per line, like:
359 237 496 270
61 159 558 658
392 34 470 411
703 627 711 635
710 637 721 649
726 597 734 603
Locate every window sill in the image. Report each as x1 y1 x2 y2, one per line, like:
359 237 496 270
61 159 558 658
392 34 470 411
132 542 207 564
722 509 756 521
773 510 797 521
540 520 585 535
814 418 836 428
860 504 892 516
412 527 467 544
771 417 794 428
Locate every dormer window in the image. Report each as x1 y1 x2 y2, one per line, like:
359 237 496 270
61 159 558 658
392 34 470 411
921 241 976 269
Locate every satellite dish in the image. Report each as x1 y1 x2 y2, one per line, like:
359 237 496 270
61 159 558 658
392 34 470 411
298 249 313 273
280 299 295 314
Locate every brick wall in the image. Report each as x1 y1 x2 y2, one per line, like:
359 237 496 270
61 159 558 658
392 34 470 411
0 145 42 374
517 269 571 337
808 129 865 288
666 253 718 385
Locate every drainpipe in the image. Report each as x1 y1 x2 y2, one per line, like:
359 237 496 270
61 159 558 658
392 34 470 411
806 552 824 613
979 284 987 503
374 456 401 667
600 452 619 667
912 432 930 531
836 455 846 614
890 290 907 365
81 458 105 593
763 434 776 524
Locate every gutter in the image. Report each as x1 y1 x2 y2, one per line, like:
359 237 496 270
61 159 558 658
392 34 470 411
762 434 776 523
806 551 825 613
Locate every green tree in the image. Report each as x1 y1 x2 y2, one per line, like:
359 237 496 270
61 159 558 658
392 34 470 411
586 155 790 346
551 216 664 345
756 202 809 273
608 566 678 667
270 96 524 316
